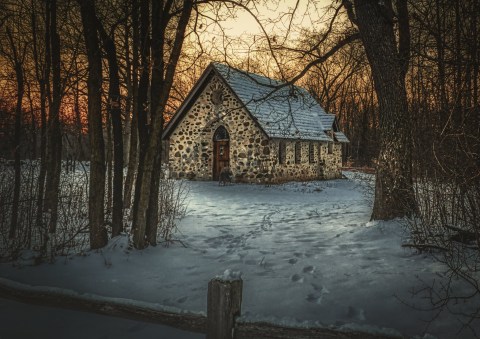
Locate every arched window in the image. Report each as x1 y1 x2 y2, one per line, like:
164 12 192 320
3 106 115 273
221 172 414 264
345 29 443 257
213 126 229 141
278 141 286 164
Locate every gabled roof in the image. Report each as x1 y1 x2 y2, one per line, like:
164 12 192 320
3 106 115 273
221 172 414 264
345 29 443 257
164 62 345 142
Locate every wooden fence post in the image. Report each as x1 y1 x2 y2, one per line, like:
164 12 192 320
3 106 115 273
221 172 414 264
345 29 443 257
206 275 243 339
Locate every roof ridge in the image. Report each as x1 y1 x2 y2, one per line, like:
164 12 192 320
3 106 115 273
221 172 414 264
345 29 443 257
211 62 336 118
211 62 290 89
211 62 335 142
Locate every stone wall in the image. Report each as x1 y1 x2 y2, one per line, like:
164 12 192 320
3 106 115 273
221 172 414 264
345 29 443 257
167 75 343 183
265 140 342 183
319 142 343 179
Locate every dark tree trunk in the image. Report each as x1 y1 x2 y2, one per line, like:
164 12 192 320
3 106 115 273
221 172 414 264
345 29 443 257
79 0 107 249
123 0 139 211
106 115 113 216
73 70 85 160
434 0 448 126
96 19 124 237
43 0 62 235
350 0 416 220
132 0 194 249
144 0 169 246
6 27 24 240
33 0 50 239
131 0 150 233
27 86 37 160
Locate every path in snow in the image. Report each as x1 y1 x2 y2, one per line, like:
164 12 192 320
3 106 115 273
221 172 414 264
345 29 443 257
1 173 478 338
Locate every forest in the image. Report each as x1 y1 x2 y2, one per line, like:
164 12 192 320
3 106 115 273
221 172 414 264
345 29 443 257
0 0 479 333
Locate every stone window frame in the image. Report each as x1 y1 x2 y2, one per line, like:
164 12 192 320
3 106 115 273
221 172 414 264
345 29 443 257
278 140 286 165
309 142 315 164
213 125 229 141
295 141 302 164
328 141 333 154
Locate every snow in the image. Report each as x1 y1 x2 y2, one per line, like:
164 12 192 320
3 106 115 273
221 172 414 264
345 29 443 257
213 62 334 141
216 268 242 281
1 172 479 338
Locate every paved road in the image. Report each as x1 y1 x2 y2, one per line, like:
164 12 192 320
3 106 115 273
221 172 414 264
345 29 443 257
0 298 204 339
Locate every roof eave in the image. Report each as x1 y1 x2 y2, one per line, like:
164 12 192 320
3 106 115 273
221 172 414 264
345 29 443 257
162 63 216 140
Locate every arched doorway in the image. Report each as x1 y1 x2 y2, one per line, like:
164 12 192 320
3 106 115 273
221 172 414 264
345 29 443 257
213 126 230 181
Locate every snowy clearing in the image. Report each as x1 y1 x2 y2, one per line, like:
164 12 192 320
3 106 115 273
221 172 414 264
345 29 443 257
1 172 479 338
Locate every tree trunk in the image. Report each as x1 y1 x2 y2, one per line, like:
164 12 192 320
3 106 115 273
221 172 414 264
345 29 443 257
144 0 168 246
123 0 139 211
106 115 113 216
79 0 107 249
132 0 194 249
6 27 24 240
97 19 124 236
32 0 49 245
43 0 62 235
351 0 416 220
131 0 150 232
73 70 85 160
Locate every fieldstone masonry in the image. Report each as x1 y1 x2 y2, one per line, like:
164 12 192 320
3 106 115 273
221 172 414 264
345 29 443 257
167 75 343 183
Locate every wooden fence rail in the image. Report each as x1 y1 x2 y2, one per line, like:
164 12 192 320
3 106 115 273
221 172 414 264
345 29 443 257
0 276 401 339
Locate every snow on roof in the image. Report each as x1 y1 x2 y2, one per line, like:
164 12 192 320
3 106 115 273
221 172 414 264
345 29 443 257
318 114 336 130
213 63 335 142
334 131 350 143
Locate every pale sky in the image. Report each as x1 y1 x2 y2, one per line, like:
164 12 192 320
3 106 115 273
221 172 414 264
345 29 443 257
194 0 335 68
210 0 334 37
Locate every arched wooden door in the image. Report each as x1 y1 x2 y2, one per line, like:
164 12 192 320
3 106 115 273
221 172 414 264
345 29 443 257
213 126 230 181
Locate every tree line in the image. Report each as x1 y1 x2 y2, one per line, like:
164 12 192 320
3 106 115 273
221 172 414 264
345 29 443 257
0 0 478 328
0 0 478 254
0 0 204 254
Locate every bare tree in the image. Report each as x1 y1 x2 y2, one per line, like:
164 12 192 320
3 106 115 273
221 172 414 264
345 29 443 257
122 0 139 212
79 0 107 249
96 12 124 237
340 0 416 220
30 0 50 242
43 0 63 237
5 26 25 239
132 0 194 249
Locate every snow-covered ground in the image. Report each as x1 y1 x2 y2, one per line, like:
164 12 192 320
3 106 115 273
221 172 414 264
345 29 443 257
1 172 478 338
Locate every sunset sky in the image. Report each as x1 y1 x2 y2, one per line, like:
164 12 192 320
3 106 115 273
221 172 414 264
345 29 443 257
196 0 334 64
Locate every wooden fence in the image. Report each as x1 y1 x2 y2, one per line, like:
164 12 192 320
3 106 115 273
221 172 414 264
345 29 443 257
0 276 401 339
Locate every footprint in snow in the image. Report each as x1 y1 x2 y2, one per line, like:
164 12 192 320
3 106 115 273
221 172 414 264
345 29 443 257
307 284 330 305
288 258 298 264
176 296 188 304
347 306 366 321
303 265 315 274
291 274 304 283
306 293 323 304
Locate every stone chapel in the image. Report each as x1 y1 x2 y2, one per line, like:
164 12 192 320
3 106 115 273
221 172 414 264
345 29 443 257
162 62 349 183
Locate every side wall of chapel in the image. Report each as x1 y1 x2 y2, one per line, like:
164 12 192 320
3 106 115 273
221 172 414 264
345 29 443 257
167 75 343 183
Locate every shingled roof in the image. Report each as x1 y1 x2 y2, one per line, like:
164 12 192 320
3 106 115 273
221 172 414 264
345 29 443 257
163 62 349 143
